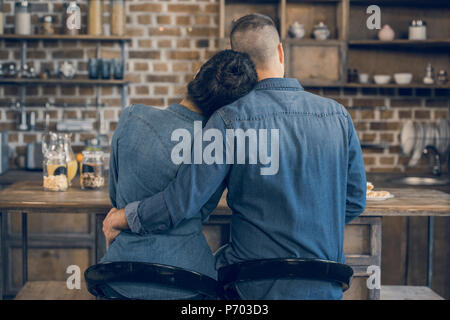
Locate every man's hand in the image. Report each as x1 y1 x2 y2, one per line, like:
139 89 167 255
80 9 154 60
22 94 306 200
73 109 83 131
103 208 129 247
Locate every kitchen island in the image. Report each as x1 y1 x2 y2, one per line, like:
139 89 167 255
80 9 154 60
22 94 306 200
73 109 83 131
0 170 448 300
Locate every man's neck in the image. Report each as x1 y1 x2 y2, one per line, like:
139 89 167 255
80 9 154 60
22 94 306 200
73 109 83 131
257 69 284 81
179 98 202 114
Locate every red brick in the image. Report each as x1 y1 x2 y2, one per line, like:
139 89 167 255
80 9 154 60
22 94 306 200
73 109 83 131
167 51 200 60
130 4 162 12
167 4 200 13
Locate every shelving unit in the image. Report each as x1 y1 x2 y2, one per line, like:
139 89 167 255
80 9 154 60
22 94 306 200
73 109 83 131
219 0 450 88
0 34 131 132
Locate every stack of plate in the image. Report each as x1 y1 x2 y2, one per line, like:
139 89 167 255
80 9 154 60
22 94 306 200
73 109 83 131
400 120 450 167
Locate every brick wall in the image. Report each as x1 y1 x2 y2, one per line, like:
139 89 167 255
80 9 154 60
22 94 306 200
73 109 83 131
0 0 449 173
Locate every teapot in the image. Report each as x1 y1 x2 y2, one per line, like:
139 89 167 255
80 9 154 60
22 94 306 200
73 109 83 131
288 22 305 39
313 22 330 40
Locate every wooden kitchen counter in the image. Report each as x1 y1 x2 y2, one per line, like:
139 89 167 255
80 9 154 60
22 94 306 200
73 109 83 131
0 176 448 300
0 180 448 217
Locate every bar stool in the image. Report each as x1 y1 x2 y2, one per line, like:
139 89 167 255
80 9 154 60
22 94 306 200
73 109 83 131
84 261 223 300
218 258 354 299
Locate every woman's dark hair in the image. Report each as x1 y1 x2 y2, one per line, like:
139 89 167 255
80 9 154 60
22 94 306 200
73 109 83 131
187 50 258 118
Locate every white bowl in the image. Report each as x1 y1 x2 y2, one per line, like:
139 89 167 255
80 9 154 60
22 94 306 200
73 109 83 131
374 75 391 85
394 73 413 85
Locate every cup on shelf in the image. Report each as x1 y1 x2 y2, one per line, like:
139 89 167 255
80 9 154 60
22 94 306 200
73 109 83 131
112 59 125 80
88 58 99 79
358 73 369 84
100 59 112 80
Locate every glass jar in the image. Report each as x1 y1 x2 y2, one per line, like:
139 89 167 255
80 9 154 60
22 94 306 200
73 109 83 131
64 1 81 35
80 150 105 190
40 15 54 35
43 151 69 192
111 0 125 36
88 0 102 36
15 1 31 35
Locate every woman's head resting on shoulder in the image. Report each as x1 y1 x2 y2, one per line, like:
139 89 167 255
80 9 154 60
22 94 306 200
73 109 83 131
187 49 258 118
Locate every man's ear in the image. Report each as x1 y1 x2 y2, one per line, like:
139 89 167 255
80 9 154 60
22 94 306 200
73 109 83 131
278 43 284 65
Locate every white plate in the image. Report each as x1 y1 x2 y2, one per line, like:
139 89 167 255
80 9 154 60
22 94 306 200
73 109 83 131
367 194 395 201
409 121 424 167
401 120 415 155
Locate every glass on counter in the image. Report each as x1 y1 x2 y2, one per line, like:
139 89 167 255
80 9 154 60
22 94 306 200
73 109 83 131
80 150 105 190
43 151 69 192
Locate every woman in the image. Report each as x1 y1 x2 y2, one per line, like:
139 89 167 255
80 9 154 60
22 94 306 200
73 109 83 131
100 50 258 299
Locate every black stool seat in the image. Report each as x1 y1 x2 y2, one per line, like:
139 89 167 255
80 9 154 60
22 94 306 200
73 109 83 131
218 258 353 298
85 261 222 300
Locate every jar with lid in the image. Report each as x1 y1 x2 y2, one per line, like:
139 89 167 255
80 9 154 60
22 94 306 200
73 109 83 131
88 0 102 36
15 1 31 35
64 1 81 35
111 0 126 36
43 151 69 192
409 20 427 40
80 150 105 189
40 15 54 35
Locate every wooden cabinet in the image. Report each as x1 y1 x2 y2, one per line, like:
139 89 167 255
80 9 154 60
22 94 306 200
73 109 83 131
219 0 450 89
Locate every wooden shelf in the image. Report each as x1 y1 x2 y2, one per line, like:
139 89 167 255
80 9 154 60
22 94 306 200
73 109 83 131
0 78 129 86
302 82 450 89
0 34 132 42
349 39 450 48
284 39 344 45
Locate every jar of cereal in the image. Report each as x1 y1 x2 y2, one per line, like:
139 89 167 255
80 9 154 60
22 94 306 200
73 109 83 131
43 151 68 192
80 150 105 190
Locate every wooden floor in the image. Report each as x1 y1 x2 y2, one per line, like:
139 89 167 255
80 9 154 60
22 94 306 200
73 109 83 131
381 285 444 300
14 281 95 300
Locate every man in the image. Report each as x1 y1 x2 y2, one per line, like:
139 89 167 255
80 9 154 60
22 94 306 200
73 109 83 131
104 14 366 299
100 50 258 299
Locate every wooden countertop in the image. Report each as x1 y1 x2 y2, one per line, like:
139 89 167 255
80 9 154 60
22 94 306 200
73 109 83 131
0 179 448 216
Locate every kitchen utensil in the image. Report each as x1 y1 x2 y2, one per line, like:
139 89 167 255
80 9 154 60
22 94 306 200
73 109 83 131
394 73 413 85
313 22 330 40
409 20 427 40
0 131 9 175
401 120 415 155
26 142 43 170
409 121 424 167
288 22 305 39
378 25 395 41
374 75 391 85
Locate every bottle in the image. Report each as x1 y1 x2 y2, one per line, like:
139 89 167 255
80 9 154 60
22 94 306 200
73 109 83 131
14 1 31 35
88 0 102 36
423 63 434 85
111 0 126 36
64 1 81 35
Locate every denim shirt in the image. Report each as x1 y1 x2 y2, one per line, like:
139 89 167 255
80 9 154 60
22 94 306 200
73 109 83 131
103 103 223 299
125 78 367 299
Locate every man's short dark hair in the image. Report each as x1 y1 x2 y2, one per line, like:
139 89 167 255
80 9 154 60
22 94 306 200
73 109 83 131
187 50 258 118
230 14 280 67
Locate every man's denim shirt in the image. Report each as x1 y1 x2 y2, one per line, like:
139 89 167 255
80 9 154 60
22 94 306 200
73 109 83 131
125 78 367 299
